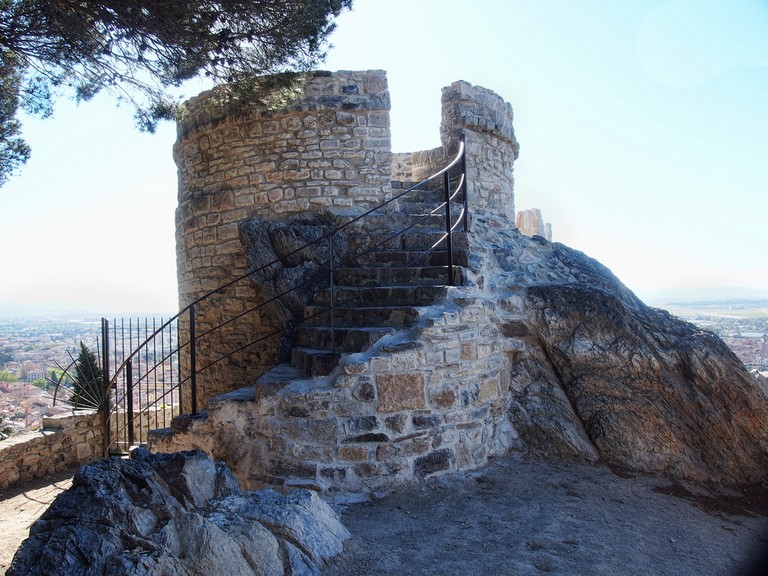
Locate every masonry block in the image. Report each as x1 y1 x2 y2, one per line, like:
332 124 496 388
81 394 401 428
376 373 425 412
414 448 453 478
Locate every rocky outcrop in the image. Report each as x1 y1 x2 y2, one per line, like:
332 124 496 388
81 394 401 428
240 211 348 361
7 449 349 576
471 215 768 484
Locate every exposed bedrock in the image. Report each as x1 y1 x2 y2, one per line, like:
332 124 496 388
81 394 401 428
240 211 348 360
476 218 768 484
7 449 349 576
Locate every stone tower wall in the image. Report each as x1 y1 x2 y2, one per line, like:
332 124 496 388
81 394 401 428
516 208 552 241
392 80 519 219
174 70 392 406
173 72 519 407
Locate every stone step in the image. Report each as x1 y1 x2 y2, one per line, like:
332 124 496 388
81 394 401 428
344 232 444 254
397 200 466 219
313 285 449 307
297 325 396 352
333 265 460 287
347 249 467 268
303 305 421 328
290 348 341 377
391 186 444 203
392 175 464 190
402 231 467 251
350 212 446 234
254 364 306 397
346 231 468 254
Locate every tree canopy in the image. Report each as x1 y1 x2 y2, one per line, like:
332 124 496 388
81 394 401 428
0 0 352 185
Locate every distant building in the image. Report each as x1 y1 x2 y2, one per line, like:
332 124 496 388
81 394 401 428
516 208 552 241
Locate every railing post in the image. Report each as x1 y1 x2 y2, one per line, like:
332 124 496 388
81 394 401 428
176 316 182 416
126 358 134 447
189 304 197 416
443 171 455 286
329 232 336 354
461 133 468 232
100 318 111 458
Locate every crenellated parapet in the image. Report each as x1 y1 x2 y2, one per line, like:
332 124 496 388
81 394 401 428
392 80 519 218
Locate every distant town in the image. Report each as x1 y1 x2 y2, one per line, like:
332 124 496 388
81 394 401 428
656 298 768 373
1 299 766 441
0 313 172 440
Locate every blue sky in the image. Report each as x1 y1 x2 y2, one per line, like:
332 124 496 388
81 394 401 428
1 0 766 313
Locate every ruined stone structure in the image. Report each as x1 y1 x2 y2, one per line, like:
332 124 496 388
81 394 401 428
153 70 768 497
392 80 519 211
516 208 552 241
174 70 392 407
174 70 520 408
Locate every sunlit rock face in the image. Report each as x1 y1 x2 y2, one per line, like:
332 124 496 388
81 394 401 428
7 449 349 576
471 215 768 484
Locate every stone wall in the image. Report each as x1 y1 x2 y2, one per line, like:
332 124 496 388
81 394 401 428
174 70 393 407
391 146 447 182
0 411 103 491
516 208 553 241
151 295 523 495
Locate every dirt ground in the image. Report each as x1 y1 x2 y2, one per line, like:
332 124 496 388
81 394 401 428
2 454 767 576
0 469 74 574
325 453 768 576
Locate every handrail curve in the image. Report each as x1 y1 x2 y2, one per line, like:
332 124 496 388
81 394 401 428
101 135 468 454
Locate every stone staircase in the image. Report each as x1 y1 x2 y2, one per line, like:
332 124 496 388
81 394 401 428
270 183 468 381
150 179 528 495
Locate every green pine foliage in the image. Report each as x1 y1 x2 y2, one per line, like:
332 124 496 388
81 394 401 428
0 370 19 382
70 341 104 409
0 0 353 184
0 415 12 440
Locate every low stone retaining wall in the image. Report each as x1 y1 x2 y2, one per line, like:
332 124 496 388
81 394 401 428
0 411 103 491
150 293 528 496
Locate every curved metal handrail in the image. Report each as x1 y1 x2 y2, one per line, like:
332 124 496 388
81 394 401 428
102 135 468 454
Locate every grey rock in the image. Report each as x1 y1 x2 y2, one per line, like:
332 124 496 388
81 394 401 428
240 212 348 360
473 218 768 484
7 449 349 576
216 489 350 565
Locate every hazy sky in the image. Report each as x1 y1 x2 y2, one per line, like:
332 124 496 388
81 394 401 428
1 0 766 313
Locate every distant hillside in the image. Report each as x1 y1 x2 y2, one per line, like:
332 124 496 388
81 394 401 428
639 287 768 308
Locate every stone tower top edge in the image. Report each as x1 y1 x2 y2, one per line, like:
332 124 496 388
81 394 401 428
440 80 518 155
176 69 391 140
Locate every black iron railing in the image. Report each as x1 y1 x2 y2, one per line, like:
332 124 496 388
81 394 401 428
99 135 468 455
